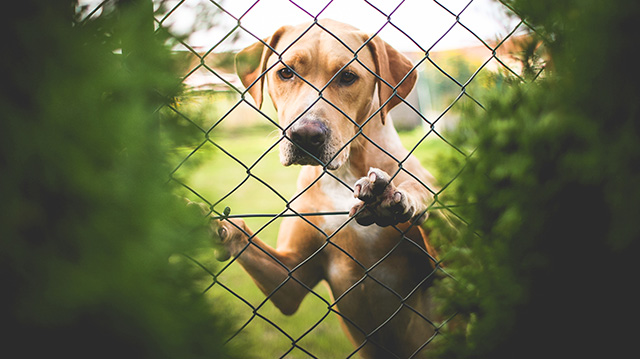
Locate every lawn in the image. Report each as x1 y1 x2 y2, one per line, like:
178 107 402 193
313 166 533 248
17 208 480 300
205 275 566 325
172 125 355 358
168 95 463 358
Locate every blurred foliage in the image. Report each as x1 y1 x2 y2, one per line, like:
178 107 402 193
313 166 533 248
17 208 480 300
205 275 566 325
0 1 243 358
421 53 490 121
432 0 640 358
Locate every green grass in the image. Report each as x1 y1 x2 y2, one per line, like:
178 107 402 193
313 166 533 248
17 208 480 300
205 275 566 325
169 101 463 357
172 126 353 358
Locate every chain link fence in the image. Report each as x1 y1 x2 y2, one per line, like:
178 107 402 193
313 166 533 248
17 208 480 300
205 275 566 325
80 1 541 357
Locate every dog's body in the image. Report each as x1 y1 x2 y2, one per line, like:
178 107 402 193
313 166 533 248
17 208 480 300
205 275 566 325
216 20 441 358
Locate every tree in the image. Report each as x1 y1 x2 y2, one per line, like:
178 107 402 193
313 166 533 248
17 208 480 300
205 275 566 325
434 1 640 357
0 1 241 357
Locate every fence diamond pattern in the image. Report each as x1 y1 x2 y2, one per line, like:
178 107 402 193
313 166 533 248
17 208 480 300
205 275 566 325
80 1 538 357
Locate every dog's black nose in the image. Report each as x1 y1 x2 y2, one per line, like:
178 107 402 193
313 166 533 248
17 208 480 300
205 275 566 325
288 119 329 154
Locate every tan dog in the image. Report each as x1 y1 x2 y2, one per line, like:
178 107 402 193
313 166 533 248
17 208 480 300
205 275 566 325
215 19 441 358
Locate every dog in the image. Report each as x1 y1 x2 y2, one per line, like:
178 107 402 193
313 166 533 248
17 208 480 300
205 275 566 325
213 19 442 358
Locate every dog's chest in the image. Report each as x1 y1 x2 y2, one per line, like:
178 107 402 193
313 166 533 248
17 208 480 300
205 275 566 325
317 172 381 238
320 171 358 211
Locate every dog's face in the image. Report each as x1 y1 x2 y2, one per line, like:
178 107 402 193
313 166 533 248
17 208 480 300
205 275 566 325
236 19 417 170
264 23 377 170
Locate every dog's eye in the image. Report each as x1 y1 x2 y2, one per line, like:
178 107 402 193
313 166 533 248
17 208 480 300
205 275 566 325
339 71 357 85
278 67 295 80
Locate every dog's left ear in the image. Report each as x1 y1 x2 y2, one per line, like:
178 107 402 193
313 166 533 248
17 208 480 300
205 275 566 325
366 35 417 124
235 26 290 109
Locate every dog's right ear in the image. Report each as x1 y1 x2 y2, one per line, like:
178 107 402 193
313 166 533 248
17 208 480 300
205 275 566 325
235 26 290 109
365 35 418 125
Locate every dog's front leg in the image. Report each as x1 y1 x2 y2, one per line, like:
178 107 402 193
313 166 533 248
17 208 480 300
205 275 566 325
349 167 431 227
212 218 322 315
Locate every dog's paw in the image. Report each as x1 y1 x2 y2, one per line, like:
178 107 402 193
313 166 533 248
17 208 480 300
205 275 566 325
349 168 415 227
211 218 248 261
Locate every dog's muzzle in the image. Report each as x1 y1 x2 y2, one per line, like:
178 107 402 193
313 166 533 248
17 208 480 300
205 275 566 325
283 119 332 167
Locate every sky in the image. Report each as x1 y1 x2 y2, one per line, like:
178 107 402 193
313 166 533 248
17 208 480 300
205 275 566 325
154 0 523 53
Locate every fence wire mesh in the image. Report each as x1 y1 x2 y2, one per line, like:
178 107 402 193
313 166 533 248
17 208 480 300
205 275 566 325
79 1 541 357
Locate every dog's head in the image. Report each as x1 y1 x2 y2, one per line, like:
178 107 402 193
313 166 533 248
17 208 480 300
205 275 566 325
235 19 417 170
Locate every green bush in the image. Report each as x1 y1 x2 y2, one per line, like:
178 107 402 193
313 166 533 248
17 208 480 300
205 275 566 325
0 1 240 358
434 1 640 358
